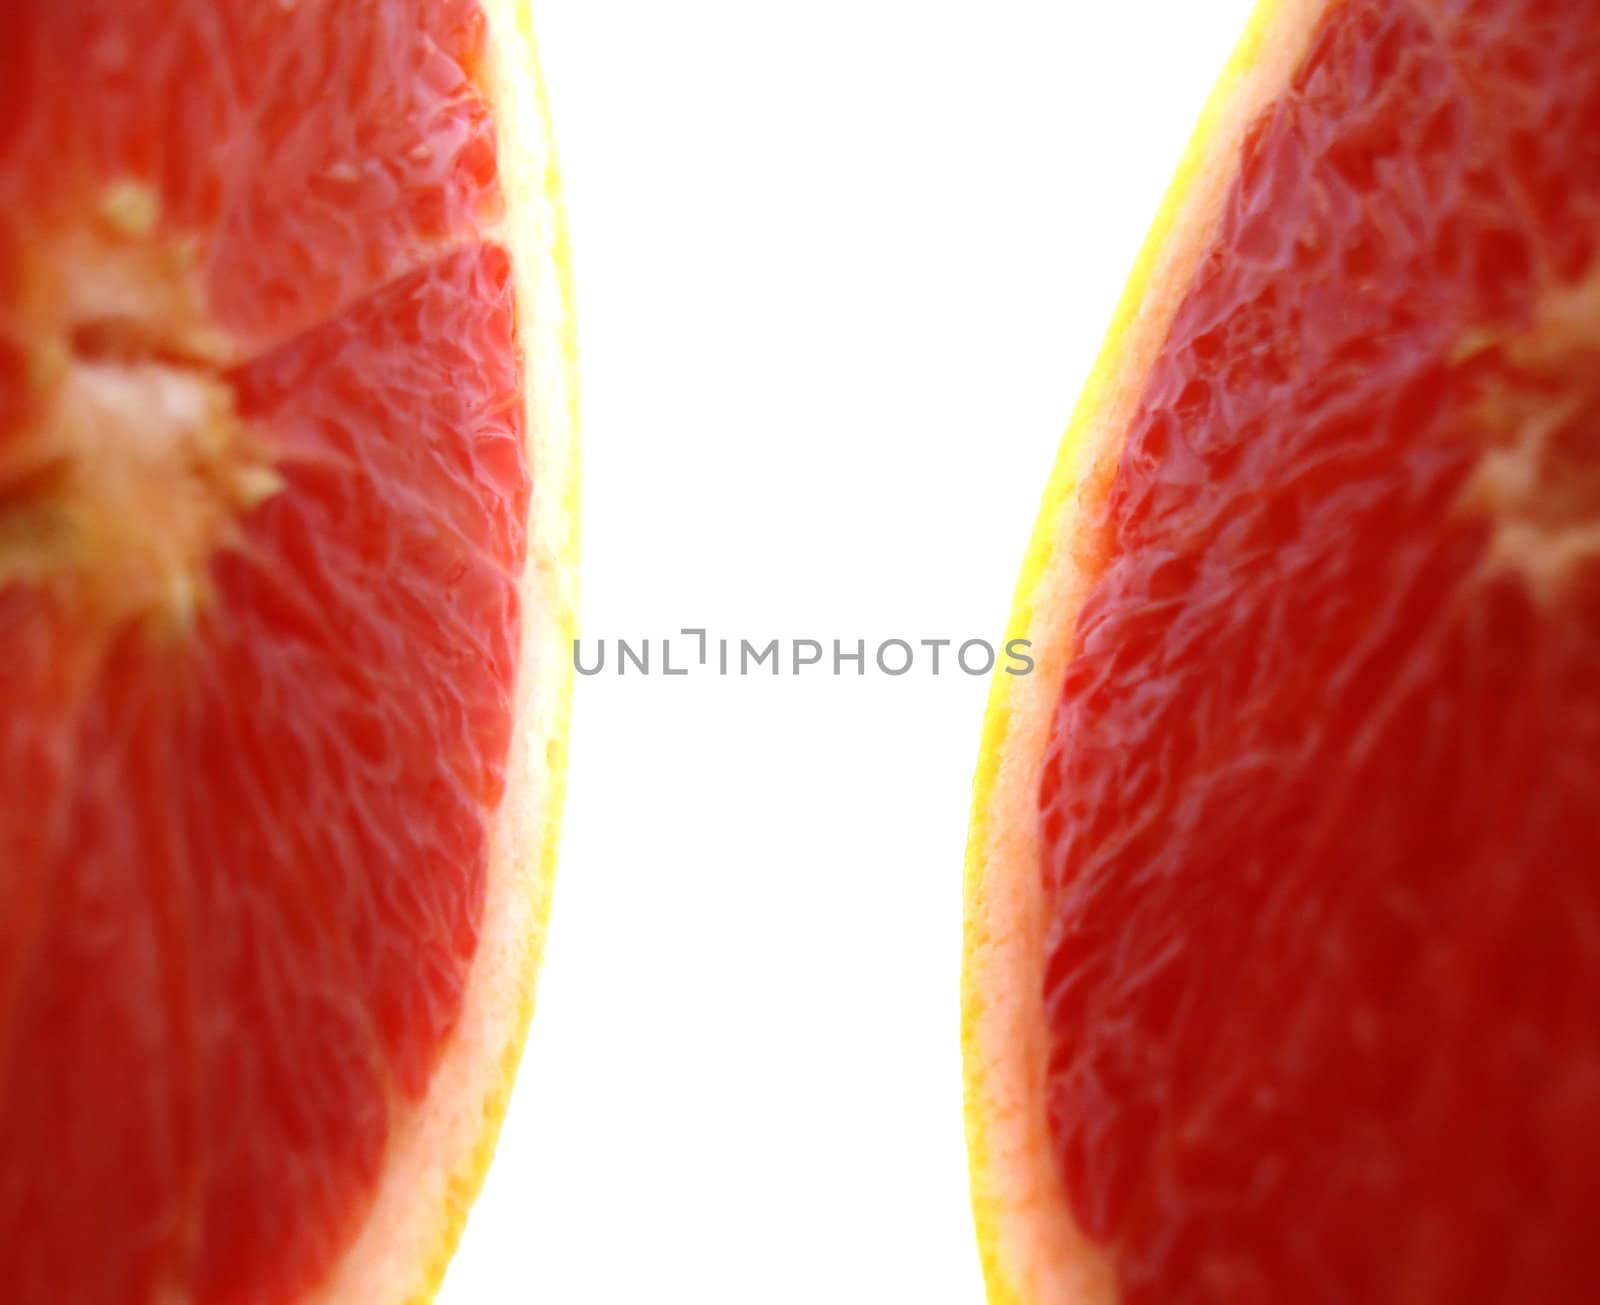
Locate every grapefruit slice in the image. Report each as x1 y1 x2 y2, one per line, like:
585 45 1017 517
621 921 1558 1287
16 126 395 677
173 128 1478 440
0 3 577 1303
965 1 1600 1302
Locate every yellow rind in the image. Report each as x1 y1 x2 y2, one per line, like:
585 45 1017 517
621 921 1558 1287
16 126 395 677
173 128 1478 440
306 4 581 1302
961 1 1330 1302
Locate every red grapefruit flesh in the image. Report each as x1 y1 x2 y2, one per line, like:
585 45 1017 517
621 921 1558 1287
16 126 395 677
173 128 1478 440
0 4 577 1303
967 1 1600 1302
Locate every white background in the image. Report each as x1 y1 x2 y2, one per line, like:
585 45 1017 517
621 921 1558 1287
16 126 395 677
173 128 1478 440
443 3 1255 1301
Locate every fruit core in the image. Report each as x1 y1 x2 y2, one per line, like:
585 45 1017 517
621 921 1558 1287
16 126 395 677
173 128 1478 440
1460 272 1600 604
0 181 279 628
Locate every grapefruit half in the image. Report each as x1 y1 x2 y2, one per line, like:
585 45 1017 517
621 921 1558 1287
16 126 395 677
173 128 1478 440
0 3 577 1303
965 1 1600 1302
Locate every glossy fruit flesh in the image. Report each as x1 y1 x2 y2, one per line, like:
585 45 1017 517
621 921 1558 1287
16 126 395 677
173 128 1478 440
1040 0 1600 1301
0 4 529 1301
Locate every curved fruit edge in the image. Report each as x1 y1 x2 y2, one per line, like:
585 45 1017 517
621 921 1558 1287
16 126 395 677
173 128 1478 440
959 2 1327 1302
307 4 581 1302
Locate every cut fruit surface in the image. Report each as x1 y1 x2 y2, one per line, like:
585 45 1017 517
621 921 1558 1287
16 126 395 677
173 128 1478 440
965 1 1600 1303
0 3 577 1303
